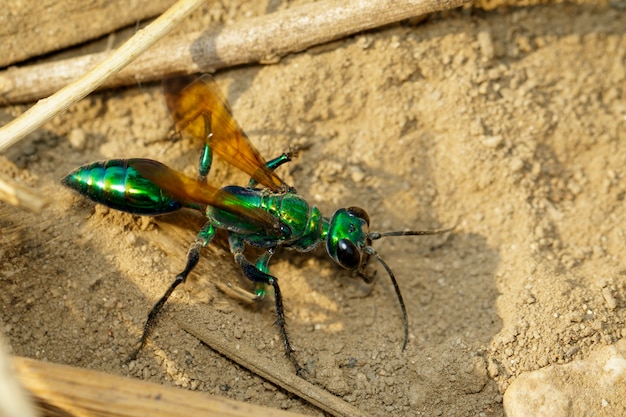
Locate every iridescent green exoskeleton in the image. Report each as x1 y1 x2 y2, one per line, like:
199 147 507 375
62 75 453 375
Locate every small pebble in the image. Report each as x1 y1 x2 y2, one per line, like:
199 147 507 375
21 143 36 156
478 31 495 60
349 166 365 183
510 158 525 172
482 135 503 148
68 128 87 150
602 287 618 310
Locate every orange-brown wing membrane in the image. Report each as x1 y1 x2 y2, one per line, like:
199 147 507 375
130 159 281 233
164 75 288 192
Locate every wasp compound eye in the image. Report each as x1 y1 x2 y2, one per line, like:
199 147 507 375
346 206 370 226
336 239 361 269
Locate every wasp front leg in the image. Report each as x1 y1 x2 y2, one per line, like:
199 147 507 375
228 234 303 376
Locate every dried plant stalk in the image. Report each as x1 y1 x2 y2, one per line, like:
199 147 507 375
13 356 309 417
181 320 373 417
0 0 174 68
0 0 205 153
0 0 470 105
0 176 48 212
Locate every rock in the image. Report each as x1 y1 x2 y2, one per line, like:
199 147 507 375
503 339 626 417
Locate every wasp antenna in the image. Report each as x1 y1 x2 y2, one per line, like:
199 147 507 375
369 225 455 240
363 246 408 351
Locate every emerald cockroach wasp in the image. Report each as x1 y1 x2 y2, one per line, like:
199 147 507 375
63 75 453 375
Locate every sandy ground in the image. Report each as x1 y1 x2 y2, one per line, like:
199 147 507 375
1 1 625 416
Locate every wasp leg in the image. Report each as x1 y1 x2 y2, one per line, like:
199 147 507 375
127 223 216 362
215 250 274 303
247 150 297 189
228 233 303 376
252 248 275 298
357 267 377 284
198 142 212 182
197 114 213 182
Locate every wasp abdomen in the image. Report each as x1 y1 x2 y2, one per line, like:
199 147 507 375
62 159 183 215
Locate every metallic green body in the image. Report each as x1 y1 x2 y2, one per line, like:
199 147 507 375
63 160 333 255
62 160 183 215
208 185 327 251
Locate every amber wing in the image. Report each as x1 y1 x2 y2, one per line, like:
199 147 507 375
164 75 288 193
130 159 282 234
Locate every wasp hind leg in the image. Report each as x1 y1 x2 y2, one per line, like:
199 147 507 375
228 233 303 376
127 222 216 362
197 114 213 182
